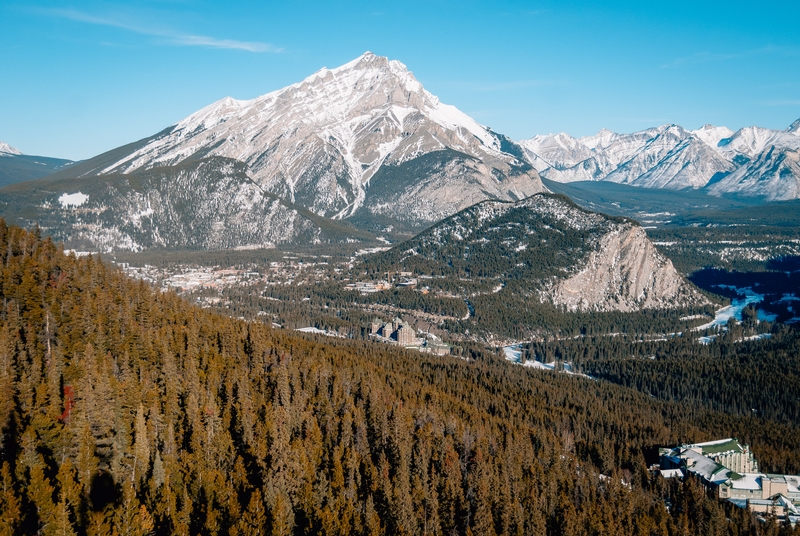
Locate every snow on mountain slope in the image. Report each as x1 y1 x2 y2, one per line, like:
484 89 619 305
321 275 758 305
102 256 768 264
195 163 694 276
690 124 735 150
522 125 732 189
706 146 800 201
0 142 22 156
84 52 543 225
717 126 800 159
1 158 336 252
520 118 800 200
519 133 595 172
603 126 733 189
579 128 618 151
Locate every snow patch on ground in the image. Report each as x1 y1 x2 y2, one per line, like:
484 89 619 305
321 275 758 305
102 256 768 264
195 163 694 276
58 192 89 208
503 344 593 379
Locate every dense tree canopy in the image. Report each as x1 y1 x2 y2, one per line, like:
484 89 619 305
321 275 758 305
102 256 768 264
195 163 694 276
0 221 797 535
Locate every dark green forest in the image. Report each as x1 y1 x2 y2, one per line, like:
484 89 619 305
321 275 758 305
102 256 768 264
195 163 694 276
0 221 798 535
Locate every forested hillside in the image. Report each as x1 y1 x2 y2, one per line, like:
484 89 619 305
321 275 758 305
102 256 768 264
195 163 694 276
0 221 798 535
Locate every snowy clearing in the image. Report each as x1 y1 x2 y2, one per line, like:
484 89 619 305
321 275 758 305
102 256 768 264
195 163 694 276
58 192 89 208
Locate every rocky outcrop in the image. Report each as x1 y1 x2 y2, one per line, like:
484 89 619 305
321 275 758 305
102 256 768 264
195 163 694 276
371 193 706 313
545 223 706 312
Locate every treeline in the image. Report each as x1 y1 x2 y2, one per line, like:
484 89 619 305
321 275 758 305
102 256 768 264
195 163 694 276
0 221 799 534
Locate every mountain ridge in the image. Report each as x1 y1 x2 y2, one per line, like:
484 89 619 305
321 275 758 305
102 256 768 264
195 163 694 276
10 52 546 250
521 118 800 201
0 141 75 187
0 157 375 252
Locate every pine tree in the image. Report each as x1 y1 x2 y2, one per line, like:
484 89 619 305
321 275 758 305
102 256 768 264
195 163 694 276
0 463 20 536
239 489 267 535
133 405 150 483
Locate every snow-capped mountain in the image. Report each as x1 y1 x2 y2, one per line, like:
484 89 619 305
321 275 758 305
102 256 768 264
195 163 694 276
706 146 800 199
68 52 543 229
520 118 800 201
715 126 800 159
0 142 22 156
521 125 734 190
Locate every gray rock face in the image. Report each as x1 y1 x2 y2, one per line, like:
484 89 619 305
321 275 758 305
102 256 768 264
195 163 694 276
78 52 544 227
519 118 800 201
546 223 704 312
14 158 328 252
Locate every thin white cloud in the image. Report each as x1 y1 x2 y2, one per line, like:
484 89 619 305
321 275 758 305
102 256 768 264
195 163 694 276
762 99 800 107
661 46 797 69
36 7 282 53
171 35 280 53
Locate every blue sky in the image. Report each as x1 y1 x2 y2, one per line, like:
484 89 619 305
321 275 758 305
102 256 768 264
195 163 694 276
1 0 799 160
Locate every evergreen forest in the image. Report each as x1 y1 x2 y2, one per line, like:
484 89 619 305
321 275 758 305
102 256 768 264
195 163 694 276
0 221 799 535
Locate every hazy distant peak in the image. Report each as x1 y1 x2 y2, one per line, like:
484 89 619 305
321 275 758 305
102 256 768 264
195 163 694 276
0 142 22 156
580 128 618 150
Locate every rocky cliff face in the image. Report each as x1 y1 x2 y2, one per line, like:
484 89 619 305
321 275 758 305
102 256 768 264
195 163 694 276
545 223 704 312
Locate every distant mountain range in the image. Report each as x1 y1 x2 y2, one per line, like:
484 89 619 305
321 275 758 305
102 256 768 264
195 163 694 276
0 142 74 187
520 119 800 201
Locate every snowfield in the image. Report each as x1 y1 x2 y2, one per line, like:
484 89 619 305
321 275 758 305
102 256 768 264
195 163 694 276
58 192 89 207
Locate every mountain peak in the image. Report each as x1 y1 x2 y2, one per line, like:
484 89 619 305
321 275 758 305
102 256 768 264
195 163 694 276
332 51 384 70
580 128 618 150
789 118 800 135
313 52 412 79
0 142 22 156
43 52 543 245
690 124 734 148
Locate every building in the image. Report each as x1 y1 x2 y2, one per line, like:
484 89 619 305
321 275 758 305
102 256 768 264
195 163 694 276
660 438 758 480
370 318 382 335
659 438 800 523
367 317 450 353
397 322 416 346
720 474 800 502
421 341 451 355
727 495 799 520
